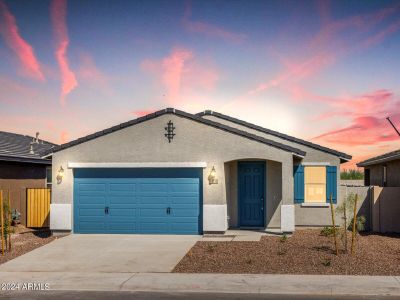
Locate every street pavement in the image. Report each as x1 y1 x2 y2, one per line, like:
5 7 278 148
0 272 399 297
1 291 399 300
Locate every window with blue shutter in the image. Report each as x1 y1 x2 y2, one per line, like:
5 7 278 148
294 165 304 203
326 166 337 204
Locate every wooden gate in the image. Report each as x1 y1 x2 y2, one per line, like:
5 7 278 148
27 188 51 228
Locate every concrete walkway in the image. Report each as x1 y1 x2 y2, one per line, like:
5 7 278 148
0 234 200 273
0 272 399 296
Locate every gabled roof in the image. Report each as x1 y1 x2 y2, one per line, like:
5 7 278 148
45 108 306 157
0 131 57 164
357 149 400 167
196 110 352 161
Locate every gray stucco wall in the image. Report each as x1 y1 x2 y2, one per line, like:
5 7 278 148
202 114 343 227
52 113 294 230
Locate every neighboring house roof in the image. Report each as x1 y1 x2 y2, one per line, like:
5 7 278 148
357 149 400 167
45 108 306 157
0 131 57 164
196 110 352 162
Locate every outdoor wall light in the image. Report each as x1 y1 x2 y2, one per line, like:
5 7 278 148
56 166 64 184
208 166 218 185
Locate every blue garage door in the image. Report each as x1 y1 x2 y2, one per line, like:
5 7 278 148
73 168 202 234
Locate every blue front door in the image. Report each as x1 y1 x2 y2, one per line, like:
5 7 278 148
238 162 265 227
73 168 202 234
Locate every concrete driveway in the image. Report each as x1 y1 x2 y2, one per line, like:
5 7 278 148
0 234 199 273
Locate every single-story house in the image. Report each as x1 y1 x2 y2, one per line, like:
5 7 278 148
357 149 400 187
0 131 56 225
47 108 352 235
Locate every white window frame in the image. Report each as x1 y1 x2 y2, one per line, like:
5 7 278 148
301 163 330 206
46 166 52 188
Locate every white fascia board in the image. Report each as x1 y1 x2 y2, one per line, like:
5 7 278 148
301 162 331 166
67 162 207 169
292 152 305 159
340 156 351 162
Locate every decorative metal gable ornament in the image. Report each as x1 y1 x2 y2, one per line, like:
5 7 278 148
164 120 175 143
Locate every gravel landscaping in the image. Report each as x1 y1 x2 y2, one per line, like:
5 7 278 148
0 226 58 265
173 229 400 275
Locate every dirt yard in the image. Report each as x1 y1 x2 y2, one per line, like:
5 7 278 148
0 226 58 265
173 230 400 275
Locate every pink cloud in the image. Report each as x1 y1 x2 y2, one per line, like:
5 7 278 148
248 53 335 96
50 0 78 105
182 1 245 43
314 90 395 121
362 19 400 49
161 48 193 104
0 0 44 80
141 47 219 106
247 3 400 101
312 90 400 147
0 76 39 105
131 109 156 117
77 52 109 87
60 130 69 144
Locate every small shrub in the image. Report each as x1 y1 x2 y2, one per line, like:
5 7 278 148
320 226 337 237
348 215 366 232
321 257 332 267
277 234 288 255
246 258 253 264
340 169 364 180
207 244 216 253
280 234 288 243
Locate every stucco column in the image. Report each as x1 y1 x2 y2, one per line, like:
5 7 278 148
202 161 228 232
281 155 295 232
282 155 294 205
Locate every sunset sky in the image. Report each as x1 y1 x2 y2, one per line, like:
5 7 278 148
1 0 400 168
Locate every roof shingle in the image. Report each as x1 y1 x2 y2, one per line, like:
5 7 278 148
45 108 306 157
196 110 352 161
0 131 57 164
357 149 400 167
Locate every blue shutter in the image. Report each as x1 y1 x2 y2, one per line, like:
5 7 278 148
294 165 304 203
326 166 337 204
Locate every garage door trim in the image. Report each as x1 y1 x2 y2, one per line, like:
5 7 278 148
68 162 207 168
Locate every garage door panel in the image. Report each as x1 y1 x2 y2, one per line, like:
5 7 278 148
108 223 137 232
170 196 199 204
140 208 169 217
74 168 202 234
138 196 169 204
78 221 106 231
78 208 105 216
170 181 199 192
139 183 168 193
109 183 136 193
108 208 136 217
139 222 169 233
109 196 137 205
171 208 199 217
78 183 106 192
78 196 106 205
171 222 199 233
